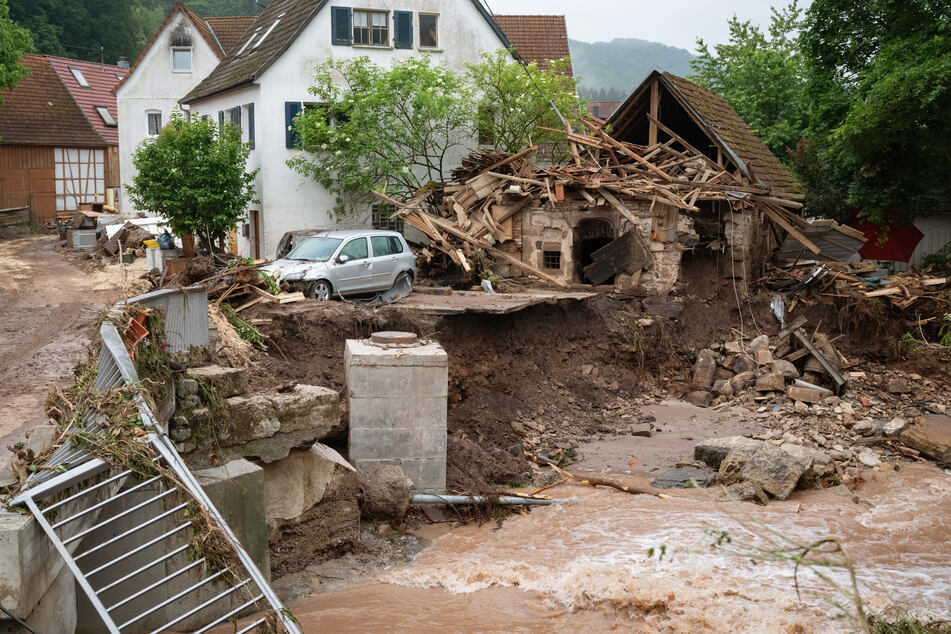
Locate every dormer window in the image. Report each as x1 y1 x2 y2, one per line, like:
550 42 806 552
95 106 117 127
172 47 192 72
69 67 90 88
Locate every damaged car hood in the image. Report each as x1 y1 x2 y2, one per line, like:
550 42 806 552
262 258 331 282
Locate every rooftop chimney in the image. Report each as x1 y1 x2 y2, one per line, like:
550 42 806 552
117 57 130 69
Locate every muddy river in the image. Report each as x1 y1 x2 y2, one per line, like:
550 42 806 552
288 464 951 632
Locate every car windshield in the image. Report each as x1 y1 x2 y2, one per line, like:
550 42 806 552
286 237 343 262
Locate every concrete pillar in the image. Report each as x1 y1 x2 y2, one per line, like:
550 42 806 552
346 332 448 493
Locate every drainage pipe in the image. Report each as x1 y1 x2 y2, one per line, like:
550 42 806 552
411 494 570 506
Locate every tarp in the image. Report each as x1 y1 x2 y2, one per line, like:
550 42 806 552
849 210 924 262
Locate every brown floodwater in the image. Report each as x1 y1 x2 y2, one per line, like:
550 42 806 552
284 463 951 633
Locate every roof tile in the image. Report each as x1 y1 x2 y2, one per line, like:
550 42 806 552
494 15 571 73
206 16 258 54
0 55 113 147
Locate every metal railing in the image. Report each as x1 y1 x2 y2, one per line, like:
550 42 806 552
11 298 299 633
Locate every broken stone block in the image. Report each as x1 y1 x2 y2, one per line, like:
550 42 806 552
359 464 412 521
883 417 908 437
754 348 773 365
748 334 770 353
900 415 951 462
885 377 913 394
780 443 834 478
787 386 824 404
25 424 57 456
651 467 714 489
725 481 769 505
714 367 735 381
730 370 756 391
630 423 652 437
724 340 743 354
178 378 200 397
261 443 355 522
713 379 734 397
694 436 765 470
853 419 874 435
738 445 811 500
271 385 341 434
755 371 786 392
693 349 717 388
186 365 249 398
731 355 757 375
685 390 714 408
857 450 881 468
770 360 800 379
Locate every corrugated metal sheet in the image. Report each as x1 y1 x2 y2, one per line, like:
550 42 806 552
893 216 951 271
121 286 209 352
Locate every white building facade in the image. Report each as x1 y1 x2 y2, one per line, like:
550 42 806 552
180 0 514 258
114 5 244 216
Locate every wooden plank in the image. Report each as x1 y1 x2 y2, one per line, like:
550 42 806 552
596 129 672 181
424 213 568 287
648 78 659 146
864 286 901 297
234 296 265 312
485 171 545 187
763 206 821 255
599 189 641 225
584 231 634 285
475 145 538 177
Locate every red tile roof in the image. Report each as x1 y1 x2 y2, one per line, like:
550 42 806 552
206 16 257 54
0 55 115 147
113 2 254 95
46 56 123 145
494 15 572 74
587 101 621 119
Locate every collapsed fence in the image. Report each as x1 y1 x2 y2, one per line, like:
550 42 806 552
9 290 299 633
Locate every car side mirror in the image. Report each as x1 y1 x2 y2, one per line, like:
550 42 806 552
336 254 350 264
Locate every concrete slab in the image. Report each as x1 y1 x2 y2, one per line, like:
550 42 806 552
381 289 597 316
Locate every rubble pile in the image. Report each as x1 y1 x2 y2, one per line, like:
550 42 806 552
379 117 808 284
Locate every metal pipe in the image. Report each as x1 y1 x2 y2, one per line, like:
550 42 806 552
411 494 570 506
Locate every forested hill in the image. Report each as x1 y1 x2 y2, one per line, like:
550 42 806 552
8 0 263 65
569 38 696 101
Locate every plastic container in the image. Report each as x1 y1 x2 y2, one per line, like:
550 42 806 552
143 239 159 249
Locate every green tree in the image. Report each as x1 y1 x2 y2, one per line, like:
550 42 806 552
797 0 951 223
288 56 476 218
0 0 32 103
690 1 808 162
128 110 258 253
467 49 582 155
9 0 150 64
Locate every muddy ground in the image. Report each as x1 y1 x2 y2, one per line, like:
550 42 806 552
0 234 149 449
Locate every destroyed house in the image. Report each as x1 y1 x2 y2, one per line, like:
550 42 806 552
0 55 124 224
509 71 803 294
391 71 808 296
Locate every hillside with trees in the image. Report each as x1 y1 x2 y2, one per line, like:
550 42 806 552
7 0 263 65
569 38 695 101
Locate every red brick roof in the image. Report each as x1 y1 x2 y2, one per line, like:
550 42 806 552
47 56 123 145
206 16 257 54
0 55 116 147
587 101 621 119
494 15 572 73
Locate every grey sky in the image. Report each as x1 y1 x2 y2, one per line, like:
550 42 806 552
483 0 809 52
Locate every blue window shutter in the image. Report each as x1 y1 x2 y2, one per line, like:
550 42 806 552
218 110 224 132
248 103 255 149
285 101 302 148
394 11 413 49
331 7 352 45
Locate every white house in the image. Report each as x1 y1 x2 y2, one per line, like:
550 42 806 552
120 0 570 258
114 2 255 216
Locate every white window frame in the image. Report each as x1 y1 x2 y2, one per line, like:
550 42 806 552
418 13 440 50
352 9 390 48
171 46 192 72
146 110 162 136
69 67 90 88
94 106 117 127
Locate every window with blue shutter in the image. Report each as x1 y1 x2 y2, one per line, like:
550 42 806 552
331 6 352 45
285 101 303 148
393 11 412 49
218 110 224 133
247 103 255 149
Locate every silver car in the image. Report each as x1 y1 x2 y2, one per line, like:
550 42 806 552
263 230 417 300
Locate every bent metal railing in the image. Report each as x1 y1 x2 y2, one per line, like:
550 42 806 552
10 319 300 634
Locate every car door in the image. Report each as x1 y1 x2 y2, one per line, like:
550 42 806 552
333 237 373 294
369 235 398 290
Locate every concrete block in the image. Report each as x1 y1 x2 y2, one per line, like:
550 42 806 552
186 365 249 398
349 396 447 430
0 512 63 621
347 365 448 399
0 560 76 634
345 339 448 368
349 428 447 461
260 445 336 521
787 386 824 404
196 458 270 581
271 385 341 434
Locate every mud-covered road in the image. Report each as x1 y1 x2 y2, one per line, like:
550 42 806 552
0 235 143 447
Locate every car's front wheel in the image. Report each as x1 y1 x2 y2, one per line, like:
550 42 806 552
306 279 333 301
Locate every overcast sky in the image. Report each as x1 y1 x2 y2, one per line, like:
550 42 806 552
483 0 810 52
